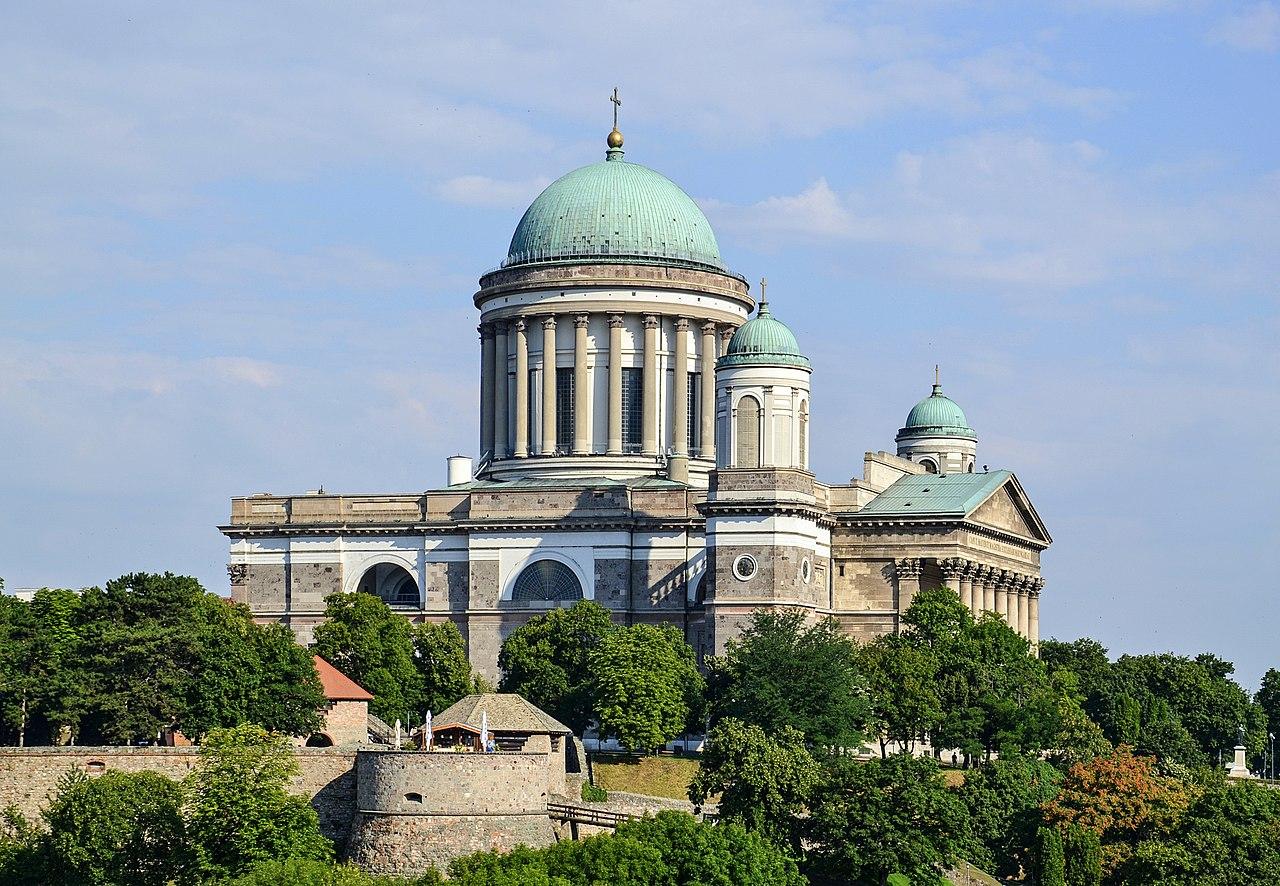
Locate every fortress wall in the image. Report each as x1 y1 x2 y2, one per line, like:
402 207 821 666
0 747 358 843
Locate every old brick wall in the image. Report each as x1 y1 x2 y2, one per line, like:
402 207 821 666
0 747 357 843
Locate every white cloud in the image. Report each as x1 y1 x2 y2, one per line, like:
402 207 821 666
707 132 1279 294
436 175 553 208
1209 3 1280 51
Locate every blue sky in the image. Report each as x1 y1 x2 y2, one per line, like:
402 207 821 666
2 2 1277 686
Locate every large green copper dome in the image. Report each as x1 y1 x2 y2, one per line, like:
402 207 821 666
719 300 810 369
896 384 976 441
504 144 725 273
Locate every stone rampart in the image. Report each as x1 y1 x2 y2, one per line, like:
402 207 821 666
0 747 357 843
346 750 556 875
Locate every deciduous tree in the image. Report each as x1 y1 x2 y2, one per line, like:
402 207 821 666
589 624 703 752
312 592 424 724
411 620 477 715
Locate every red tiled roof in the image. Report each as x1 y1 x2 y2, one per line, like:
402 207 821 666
313 655 373 702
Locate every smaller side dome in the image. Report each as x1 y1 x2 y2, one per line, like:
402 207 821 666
719 299 811 369
896 383 976 441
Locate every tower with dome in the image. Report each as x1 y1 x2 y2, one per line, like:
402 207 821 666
221 116 1052 675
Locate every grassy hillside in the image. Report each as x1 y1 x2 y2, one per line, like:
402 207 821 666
591 754 701 801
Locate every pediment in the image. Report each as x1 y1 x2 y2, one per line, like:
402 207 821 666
969 478 1050 544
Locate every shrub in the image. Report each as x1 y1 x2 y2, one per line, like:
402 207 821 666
581 782 608 803
1036 827 1065 886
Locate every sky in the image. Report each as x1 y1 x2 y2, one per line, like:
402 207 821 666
2 2 1277 686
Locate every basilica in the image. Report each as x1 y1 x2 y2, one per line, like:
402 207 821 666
221 121 1052 679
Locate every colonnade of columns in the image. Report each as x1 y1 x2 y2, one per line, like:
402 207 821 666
895 557 1042 648
478 312 734 463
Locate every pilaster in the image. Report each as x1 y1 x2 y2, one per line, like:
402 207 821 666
895 557 924 619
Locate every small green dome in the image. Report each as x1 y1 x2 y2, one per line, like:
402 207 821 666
719 300 811 369
896 384 976 441
504 145 725 273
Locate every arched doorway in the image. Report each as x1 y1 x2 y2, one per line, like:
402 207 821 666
510 559 583 603
305 733 334 748
356 563 420 607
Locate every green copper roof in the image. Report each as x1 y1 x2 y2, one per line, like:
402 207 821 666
855 471 1011 517
719 300 811 369
503 144 725 273
896 384 976 441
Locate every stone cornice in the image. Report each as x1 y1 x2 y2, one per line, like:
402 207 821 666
834 513 1049 551
220 515 705 539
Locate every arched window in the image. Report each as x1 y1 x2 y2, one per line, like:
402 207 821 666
305 733 334 748
920 458 939 474
357 564 420 607
511 559 583 603
799 401 809 470
735 396 761 468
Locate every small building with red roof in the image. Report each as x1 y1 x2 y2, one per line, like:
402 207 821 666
304 655 374 748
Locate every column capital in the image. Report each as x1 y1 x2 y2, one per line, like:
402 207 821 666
940 557 966 580
719 326 735 341
700 320 718 335
674 316 690 331
895 557 923 579
608 313 625 328
227 563 248 584
961 559 981 579
542 315 557 330
1030 577 1045 595
514 317 527 332
574 313 590 329
642 313 660 329
478 322 494 339
995 569 1015 588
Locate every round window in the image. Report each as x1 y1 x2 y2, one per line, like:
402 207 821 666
801 558 812 584
732 554 758 581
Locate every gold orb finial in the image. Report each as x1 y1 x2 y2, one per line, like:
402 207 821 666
607 128 624 148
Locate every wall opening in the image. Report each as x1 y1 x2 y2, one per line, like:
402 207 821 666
357 563 420 607
511 559 583 603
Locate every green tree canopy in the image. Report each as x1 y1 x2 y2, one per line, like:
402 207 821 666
706 609 868 749
186 724 333 881
689 717 820 849
40 770 192 886
497 600 618 734
589 623 704 752
312 592 425 723
411 620 477 715
805 753 971 886
957 754 1063 879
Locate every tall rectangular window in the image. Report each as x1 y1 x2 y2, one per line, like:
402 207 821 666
621 367 643 453
556 371 574 452
687 373 700 452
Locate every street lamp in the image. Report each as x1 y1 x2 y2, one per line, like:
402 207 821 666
1270 733 1276 781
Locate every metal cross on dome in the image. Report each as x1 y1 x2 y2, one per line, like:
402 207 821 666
610 87 622 129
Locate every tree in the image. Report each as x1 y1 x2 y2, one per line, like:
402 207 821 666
1118 780 1280 885
1256 668 1280 744
40 770 192 886
186 724 333 880
957 754 1063 879
706 609 868 749
411 620 476 715
589 624 704 752
230 857 439 885
859 634 942 755
1041 746 1193 876
1063 825 1101 886
1036 826 1066 886
0 589 86 746
497 601 618 734
689 718 820 849
607 812 806 886
805 754 970 886
0 806 41 886
312 592 424 723
182 596 325 739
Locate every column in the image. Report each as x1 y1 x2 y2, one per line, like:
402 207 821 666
958 561 977 615
513 319 529 458
980 566 996 612
940 558 965 599
895 558 923 618
993 570 1010 624
1017 578 1031 638
492 321 508 460
573 314 590 455
479 324 494 458
719 326 734 357
607 314 623 455
1029 579 1043 653
699 321 717 461
540 316 557 455
761 385 774 466
672 319 689 457
642 314 659 456
1009 575 1023 634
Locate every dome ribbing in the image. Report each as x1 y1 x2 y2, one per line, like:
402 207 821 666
896 384 976 441
503 146 725 273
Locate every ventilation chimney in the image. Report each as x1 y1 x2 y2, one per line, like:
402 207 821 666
446 455 473 487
